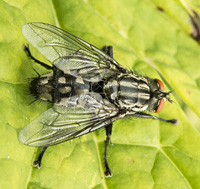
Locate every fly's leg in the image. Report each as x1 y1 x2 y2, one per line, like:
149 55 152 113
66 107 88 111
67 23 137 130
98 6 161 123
24 45 50 168
23 45 53 70
104 124 113 177
33 147 48 169
133 112 178 126
103 45 114 177
103 46 113 58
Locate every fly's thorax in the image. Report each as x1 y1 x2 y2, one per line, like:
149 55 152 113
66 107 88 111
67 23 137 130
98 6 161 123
104 74 150 111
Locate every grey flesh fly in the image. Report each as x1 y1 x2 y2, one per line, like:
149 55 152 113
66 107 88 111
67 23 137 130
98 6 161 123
19 23 178 177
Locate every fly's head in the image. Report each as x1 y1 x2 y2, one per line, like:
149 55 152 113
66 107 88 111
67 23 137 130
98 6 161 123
147 78 172 113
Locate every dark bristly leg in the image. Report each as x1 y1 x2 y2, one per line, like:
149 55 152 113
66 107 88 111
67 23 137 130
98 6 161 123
133 112 178 126
23 44 53 70
103 45 113 58
33 147 48 169
104 123 113 177
103 45 114 177
23 46 51 169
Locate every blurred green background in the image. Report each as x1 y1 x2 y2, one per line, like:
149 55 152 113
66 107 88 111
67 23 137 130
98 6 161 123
0 0 200 188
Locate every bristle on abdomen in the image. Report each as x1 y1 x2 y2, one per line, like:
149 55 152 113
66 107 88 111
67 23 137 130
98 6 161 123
29 72 54 102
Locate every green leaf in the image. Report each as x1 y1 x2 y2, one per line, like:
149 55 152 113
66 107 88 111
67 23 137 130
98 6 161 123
1 0 200 188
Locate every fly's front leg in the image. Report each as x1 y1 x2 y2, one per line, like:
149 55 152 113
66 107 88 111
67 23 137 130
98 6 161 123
33 147 48 168
104 124 113 177
23 44 53 70
132 112 178 125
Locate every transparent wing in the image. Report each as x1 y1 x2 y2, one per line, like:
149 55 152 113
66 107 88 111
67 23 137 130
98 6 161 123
22 22 127 82
18 93 119 147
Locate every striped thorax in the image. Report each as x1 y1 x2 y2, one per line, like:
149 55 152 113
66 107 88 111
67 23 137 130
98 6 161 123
104 74 150 111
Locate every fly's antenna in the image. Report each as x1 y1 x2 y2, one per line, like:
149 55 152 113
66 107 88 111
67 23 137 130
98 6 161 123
165 91 173 103
159 90 173 103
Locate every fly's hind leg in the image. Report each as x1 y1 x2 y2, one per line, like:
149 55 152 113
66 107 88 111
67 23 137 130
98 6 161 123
103 45 114 177
33 147 48 169
103 46 113 58
23 44 53 70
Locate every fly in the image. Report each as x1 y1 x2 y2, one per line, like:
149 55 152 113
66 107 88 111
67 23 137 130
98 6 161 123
19 23 178 177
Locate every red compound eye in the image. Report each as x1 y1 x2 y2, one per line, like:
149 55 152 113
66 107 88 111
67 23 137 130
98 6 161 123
155 98 165 113
155 79 164 91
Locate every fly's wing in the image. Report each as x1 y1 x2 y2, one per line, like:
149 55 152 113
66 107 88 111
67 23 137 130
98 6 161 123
18 93 119 147
22 22 127 82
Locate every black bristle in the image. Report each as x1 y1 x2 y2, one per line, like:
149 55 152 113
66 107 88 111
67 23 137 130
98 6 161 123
30 77 39 98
